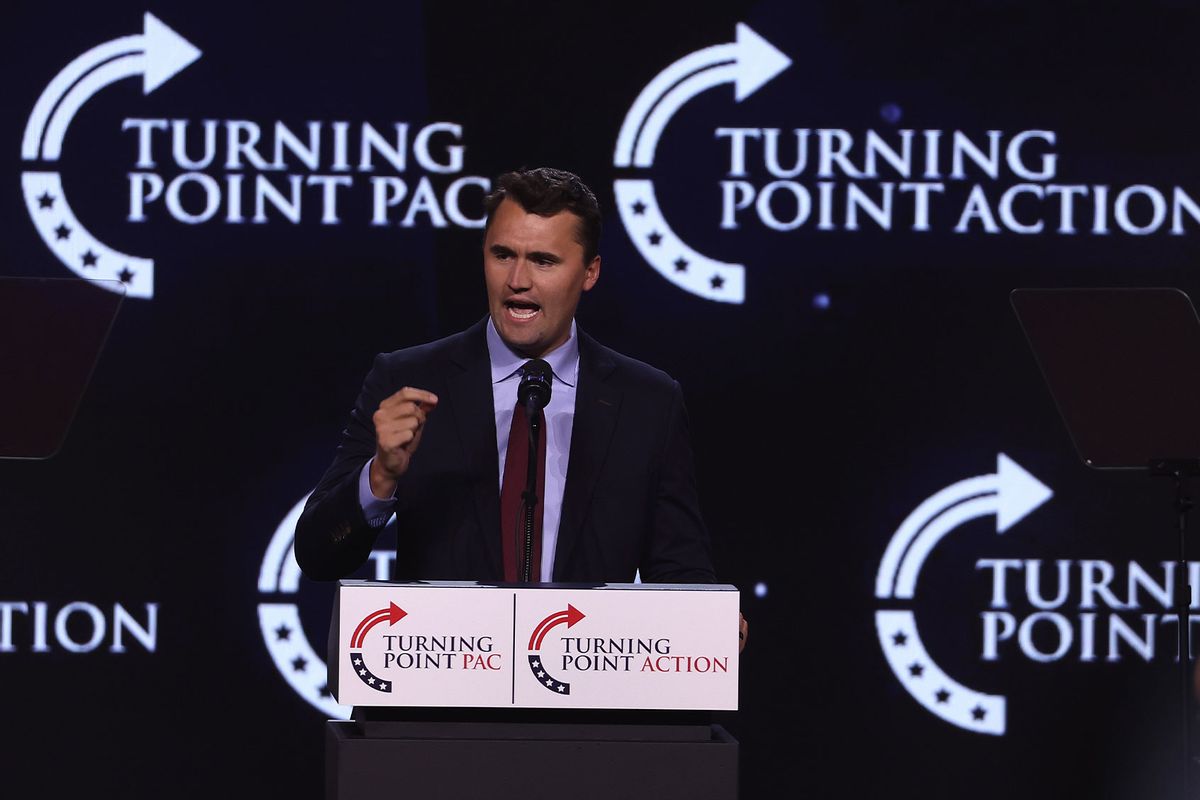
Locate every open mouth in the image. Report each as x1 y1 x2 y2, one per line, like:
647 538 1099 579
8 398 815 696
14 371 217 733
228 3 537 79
505 301 540 320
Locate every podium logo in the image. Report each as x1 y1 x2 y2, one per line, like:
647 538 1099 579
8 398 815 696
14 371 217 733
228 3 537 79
348 603 500 684
257 493 487 715
348 602 407 693
21 12 489 300
526 603 729 698
527 604 587 695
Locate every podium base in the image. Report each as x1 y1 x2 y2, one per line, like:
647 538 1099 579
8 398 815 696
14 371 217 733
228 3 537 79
325 712 739 799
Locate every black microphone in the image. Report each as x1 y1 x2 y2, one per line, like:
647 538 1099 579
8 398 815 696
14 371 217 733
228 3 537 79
516 358 552 583
517 358 553 414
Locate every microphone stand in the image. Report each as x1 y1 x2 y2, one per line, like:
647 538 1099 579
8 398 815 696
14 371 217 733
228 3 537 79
519 400 543 583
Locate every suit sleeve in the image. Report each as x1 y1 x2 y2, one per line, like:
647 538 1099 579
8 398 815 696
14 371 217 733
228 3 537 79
294 353 393 581
641 380 717 584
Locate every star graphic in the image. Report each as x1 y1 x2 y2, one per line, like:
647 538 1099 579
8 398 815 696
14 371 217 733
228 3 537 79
631 200 646 215
648 231 662 246
359 668 367 676
545 678 554 686
557 685 566 692
710 274 725 289
532 660 540 668
275 624 292 641
368 677 376 684
379 683 388 691
81 250 98 267
892 631 907 646
971 705 987 721
537 671 546 678
674 257 689 272
54 223 71 240
353 656 362 665
908 662 924 678
935 689 950 704
118 267 135 284
291 656 307 672
318 684 331 698
37 192 55 209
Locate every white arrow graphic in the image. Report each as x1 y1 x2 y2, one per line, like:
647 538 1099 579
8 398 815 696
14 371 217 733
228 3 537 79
614 23 790 168
876 453 1053 600
20 13 201 299
612 23 790 305
23 12 200 161
874 453 1053 735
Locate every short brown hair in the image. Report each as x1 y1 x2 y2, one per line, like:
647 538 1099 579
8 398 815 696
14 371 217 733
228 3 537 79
484 167 602 264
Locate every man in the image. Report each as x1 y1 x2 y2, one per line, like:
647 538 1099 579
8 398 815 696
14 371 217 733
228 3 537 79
295 167 728 610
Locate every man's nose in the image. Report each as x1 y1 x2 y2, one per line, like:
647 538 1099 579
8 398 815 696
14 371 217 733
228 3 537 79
507 258 532 290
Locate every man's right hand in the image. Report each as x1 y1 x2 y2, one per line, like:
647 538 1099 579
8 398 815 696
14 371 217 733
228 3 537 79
370 386 439 498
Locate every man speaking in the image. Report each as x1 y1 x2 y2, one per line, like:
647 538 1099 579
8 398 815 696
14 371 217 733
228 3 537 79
295 166 719 595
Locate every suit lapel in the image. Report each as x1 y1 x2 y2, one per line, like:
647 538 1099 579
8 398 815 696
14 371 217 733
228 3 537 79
554 331 620 579
444 319 504 578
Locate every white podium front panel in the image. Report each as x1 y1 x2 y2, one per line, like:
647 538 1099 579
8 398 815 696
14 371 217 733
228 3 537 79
331 581 740 711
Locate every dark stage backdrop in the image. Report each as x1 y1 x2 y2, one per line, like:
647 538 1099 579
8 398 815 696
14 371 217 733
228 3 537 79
4 1 1200 798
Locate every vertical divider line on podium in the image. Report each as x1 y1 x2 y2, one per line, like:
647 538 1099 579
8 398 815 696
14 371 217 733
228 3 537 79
510 592 517 704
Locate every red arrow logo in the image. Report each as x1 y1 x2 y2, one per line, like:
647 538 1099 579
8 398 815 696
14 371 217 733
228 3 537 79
528 604 585 651
350 602 408 648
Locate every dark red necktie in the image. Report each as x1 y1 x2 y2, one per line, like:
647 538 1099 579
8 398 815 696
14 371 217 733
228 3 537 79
500 401 547 581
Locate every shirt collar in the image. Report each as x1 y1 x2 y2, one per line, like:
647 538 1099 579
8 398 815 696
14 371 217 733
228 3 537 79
486 318 579 388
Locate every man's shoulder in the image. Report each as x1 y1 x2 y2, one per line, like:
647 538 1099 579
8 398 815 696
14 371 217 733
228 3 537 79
580 330 679 395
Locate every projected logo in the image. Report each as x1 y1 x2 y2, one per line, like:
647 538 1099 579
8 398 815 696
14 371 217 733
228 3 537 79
613 23 1200 305
526 604 586 695
613 23 791 304
257 493 350 719
21 12 201 299
21 12 488 301
874 453 1053 735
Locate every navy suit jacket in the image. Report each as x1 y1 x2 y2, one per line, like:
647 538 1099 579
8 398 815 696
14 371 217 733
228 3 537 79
294 318 715 584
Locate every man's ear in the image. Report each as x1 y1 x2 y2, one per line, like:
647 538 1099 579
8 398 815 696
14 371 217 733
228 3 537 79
583 255 601 291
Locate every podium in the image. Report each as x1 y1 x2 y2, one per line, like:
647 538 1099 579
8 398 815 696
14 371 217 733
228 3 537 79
324 580 741 800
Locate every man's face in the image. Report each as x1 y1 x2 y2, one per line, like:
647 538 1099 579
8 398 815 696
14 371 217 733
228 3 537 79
483 198 600 358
